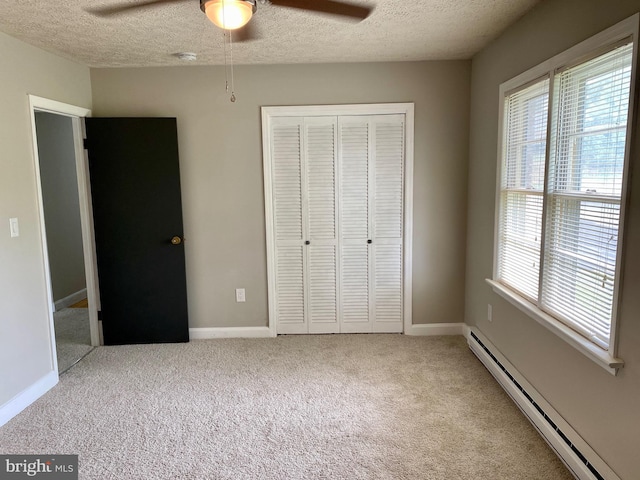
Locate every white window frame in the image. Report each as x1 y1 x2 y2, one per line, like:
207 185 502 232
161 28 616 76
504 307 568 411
487 14 639 374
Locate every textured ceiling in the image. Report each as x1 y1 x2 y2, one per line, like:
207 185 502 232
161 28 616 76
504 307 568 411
0 0 542 67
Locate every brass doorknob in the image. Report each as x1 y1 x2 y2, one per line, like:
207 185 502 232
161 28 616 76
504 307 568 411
171 236 182 245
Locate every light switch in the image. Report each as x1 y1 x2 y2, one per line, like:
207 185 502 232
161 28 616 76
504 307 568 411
236 288 246 303
9 218 19 238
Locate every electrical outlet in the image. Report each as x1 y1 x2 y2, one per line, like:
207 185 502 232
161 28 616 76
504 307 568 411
488 304 493 322
9 218 19 238
236 288 246 303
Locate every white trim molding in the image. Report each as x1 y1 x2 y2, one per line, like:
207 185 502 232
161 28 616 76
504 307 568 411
189 327 274 340
28 95 99 351
487 279 623 374
54 288 87 312
405 323 465 336
28 95 91 118
0 371 58 428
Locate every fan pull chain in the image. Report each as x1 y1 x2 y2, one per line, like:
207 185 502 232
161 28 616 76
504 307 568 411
223 30 229 93
220 0 236 103
229 30 236 102
222 3 229 96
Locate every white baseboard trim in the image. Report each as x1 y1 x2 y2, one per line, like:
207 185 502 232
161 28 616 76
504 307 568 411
463 323 471 338
467 327 619 480
54 288 87 312
0 370 58 428
189 326 274 340
405 322 465 336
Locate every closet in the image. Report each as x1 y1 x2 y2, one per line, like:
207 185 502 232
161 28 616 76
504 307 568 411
262 104 413 334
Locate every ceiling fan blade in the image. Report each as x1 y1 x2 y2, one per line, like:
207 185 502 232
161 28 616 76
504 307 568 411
269 0 373 20
231 23 261 43
85 0 188 17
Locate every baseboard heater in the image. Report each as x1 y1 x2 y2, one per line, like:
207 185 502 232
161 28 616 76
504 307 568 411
467 327 620 480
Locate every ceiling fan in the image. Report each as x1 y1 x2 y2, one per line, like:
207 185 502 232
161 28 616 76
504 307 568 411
86 0 374 42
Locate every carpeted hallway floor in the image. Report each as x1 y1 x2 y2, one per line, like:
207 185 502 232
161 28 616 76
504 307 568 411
53 307 93 373
0 335 573 479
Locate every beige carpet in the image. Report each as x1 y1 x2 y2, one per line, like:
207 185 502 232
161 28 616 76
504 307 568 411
0 335 573 479
53 307 93 373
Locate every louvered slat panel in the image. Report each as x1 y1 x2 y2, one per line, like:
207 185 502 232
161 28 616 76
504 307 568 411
375 122 404 239
374 244 402 324
273 124 303 242
275 246 305 325
308 246 338 327
306 122 336 239
341 245 369 324
340 124 369 239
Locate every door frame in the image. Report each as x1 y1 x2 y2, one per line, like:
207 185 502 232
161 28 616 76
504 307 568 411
28 95 100 371
261 103 415 335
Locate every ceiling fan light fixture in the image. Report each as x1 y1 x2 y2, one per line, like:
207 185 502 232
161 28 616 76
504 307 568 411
201 0 255 30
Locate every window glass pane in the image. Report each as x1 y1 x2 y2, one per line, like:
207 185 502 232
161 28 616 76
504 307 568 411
543 42 633 350
575 126 627 197
583 66 630 131
550 45 632 197
499 192 543 299
498 79 549 300
504 86 549 191
543 198 619 348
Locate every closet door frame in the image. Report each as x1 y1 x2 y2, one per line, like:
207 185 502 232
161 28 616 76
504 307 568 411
262 103 414 335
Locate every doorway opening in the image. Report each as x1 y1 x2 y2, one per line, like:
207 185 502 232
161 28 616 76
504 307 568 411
28 95 100 375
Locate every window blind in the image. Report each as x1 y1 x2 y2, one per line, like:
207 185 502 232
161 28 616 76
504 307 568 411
498 79 549 301
542 43 633 349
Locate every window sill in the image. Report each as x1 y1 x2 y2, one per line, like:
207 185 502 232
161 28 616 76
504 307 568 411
485 279 623 375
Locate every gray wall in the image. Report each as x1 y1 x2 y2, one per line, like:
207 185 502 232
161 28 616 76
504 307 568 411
90 61 471 329
0 31 92 406
35 112 86 303
466 1 640 478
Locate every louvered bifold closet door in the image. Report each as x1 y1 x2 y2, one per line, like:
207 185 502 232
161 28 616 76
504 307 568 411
271 118 307 334
269 111 406 335
338 115 405 333
372 115 404 333
305 117 340 334
338 117 372 332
